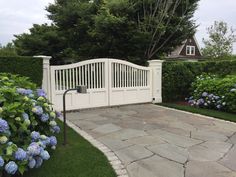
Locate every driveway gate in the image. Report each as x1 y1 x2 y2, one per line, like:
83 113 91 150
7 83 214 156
39 57 163 111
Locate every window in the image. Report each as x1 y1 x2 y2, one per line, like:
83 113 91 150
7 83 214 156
186 45 195 55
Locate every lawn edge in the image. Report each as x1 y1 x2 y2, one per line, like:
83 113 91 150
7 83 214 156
155 104 236 125
59 118 129 177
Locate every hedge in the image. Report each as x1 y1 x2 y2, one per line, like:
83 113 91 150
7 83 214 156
162 60 236 102
0 56 43 86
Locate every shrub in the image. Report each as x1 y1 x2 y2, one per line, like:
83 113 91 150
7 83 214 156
162 60 236 102
187 74 236 113
0 56 43 86
0 73 61 175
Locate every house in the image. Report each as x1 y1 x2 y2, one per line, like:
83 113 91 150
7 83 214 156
167 35 203 61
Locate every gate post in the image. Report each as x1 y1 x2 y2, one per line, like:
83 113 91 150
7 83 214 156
34 55 52 101
148 60 164 103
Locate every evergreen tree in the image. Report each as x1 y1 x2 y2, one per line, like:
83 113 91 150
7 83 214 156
14 0 199 64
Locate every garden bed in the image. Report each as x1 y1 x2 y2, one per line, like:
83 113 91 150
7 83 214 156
157 103 236 123
20 121 116 177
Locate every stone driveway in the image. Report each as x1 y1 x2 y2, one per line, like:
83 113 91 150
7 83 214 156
67 104 236 177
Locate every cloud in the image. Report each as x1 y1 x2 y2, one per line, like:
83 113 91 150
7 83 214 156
0 0 54 45
194 0 236 53
0 0 235 53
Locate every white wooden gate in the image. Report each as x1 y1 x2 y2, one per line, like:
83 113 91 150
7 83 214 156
50 58 154 111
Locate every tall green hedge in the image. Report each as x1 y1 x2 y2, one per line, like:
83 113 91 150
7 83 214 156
162 60 236 102
0 56 43 86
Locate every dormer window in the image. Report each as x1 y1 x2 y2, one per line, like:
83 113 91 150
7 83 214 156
186 45 195 55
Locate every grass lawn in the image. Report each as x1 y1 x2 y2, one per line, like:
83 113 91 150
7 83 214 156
157 103 236 123
20 121 116 177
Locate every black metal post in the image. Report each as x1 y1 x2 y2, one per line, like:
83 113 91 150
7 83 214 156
63 88 79 145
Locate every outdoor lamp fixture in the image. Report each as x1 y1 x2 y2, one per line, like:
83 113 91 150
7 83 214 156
63 86 87 145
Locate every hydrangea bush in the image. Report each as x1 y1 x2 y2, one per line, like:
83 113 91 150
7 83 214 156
0 73 61 176
187 74 236 113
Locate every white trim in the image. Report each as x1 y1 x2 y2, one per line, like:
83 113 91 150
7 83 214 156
193 35 203 56
51 58 150 71
186 45 196 56
177 40 187 55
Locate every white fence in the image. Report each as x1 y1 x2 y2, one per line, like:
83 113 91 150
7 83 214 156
39 56 163 111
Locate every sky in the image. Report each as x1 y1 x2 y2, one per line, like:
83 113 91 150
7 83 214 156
0 0 236 52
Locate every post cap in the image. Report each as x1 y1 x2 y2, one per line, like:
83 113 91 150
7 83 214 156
148 60 164 66
34 55 51 60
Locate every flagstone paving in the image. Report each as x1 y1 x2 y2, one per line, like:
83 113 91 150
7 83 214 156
67 104 236 177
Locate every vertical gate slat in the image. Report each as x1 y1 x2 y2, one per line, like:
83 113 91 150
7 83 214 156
128 66 130 87
122 64 125 87
86 64 89 89
125 65 127 87
111 63 113 88
96 63 98 89
54 70 56 91
58 70 61 90
113 63 115 88
72 68 75 88
94 63 96 88
101 62 103 88
116 63 119 87
69 69 72 89
78 66 81 86
103 62 105 88
75 67 78 87
62 69 65 90
93 63 96 89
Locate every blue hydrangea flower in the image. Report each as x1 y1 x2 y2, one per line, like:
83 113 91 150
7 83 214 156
0 118 9 133
31 131 40 141
49 136 57 146
202 92 208 97
5 161 18 175
28 158 36 169
208 94 214 99
16 88 26 94
40 113 49 122
25 89 33 95
32 106 43 115
42 137 51 146
27 142 41 156
22 113 29 120
16 88 33 95
56 111 62 118
52 126 60 134
0 156 4 167
197 98 204 106
188 100 194 104
35 157 43 168
36 89 46 97
40 150 50 160
14 148 27 161
216 105 221 109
